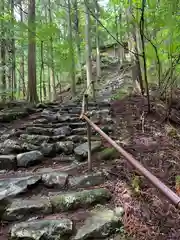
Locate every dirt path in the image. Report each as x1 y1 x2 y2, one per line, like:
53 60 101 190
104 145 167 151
1 62 180 240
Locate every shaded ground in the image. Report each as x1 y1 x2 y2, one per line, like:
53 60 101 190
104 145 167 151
110 94 180 240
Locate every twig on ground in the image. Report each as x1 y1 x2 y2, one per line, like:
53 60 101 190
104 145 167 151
140 111 145 133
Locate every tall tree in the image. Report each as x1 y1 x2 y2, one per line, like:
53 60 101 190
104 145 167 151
73 0 83 81
84 0 93 97
95 0 101 80
67 0 76 97
0 0 6 101
48 0 56 101
20 1 26 98
27 0 38 103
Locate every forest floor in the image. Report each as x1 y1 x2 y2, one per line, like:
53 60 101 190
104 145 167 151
0 61 180 240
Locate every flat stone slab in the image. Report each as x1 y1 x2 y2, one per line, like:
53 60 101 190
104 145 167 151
0 175 41 199
26 126 54 136
17 151 43 167
50 188 111 212
42 171 69 189
74 141 102 161
66 135 87 143
68 172 105 189
20 134 50 145
10 219 73 240
2 197 52 221
74 207 124 240
72 128 87 135
52 155 76 163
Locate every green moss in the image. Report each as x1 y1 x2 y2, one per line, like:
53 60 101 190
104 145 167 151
165 124 180 138
98 148 118 160
50 188 111 212
111 81 133 100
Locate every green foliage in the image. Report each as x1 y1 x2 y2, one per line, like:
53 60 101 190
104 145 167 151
1 0 180 102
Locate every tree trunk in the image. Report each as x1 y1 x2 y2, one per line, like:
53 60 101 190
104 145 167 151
140 0 150 112
48 0 56 101
67 0 76 97
20 1 26 98
27 0 38 103
95 0 101 80
11 0 16 100
84 0 94 97
0 0 6 101
73 0 83 81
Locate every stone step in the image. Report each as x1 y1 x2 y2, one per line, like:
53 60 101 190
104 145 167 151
0 175 41 199
50 188 111 212
2 188 111 223
10 219 73 240
25 121 86 129
8 206 124 240
0 138 104 170
9 205 124 240
41 110 80 123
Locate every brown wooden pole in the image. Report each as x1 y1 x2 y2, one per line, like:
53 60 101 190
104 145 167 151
82 114 180 208
85 95 92 172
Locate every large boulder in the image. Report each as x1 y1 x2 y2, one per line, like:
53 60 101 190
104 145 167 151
9 219 73 240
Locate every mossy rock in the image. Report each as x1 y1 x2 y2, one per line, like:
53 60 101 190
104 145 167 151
111 81 133 100
50 188 111 212
165 124 180 138
0 107 29 122
98 148 118 161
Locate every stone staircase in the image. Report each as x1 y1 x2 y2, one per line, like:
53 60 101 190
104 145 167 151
0 101 124 240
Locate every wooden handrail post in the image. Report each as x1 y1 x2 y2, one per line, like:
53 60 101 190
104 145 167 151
85 94 92 172
91 80 95 101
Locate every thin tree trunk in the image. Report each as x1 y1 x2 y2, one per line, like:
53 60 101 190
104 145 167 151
67 0 76 97
84 0 94 97
11 0 16 100
20 1 26 98
48 0 56 101
95 0 101 80
140 0 150 112
74 0 83 81
0 0 6 101
132 30 144 95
